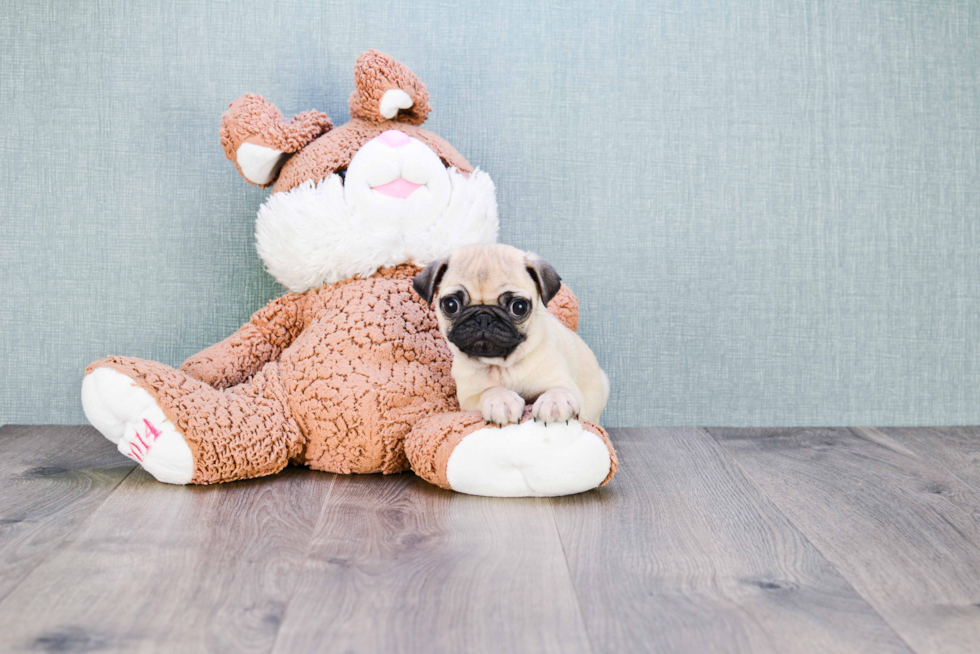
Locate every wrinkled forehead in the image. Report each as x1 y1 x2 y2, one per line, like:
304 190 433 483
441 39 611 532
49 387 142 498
441 251 536 303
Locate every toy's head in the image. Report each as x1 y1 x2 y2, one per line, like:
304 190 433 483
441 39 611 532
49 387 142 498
220 50 498 292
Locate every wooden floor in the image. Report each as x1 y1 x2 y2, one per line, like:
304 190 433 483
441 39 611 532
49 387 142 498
0 426 978 653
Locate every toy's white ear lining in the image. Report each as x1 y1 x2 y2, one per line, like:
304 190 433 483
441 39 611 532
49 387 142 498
237 142 288 185
236 89 412 185
379 89 413 120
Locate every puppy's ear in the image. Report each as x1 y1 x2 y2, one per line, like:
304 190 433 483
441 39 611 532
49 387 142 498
413 256 450 305
525 253 562 306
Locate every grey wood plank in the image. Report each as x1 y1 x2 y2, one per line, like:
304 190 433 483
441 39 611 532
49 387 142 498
709 427 980 654
0 463 333 654
271 473 593 654
856 427 980 495
552 428 914 654
0 425 134 602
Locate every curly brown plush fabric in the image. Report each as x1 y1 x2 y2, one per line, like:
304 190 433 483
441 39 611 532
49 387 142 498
271 119 473 193
546 284 580 332
86 356 305 483
179 292 308 390
86 266 606 485
219 94 332 187
220 50 467 191
349 49 432 125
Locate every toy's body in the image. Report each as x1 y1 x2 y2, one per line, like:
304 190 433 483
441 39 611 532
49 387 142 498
81 51 617 497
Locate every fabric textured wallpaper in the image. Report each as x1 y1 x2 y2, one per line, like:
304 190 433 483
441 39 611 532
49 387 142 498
2 0 979 427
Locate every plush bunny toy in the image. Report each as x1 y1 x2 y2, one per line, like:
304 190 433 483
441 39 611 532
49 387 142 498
80 51 617 497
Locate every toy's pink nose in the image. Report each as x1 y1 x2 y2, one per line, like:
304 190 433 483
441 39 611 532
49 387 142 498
377 129 411 148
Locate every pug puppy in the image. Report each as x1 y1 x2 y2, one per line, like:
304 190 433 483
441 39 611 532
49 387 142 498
413 244 609 426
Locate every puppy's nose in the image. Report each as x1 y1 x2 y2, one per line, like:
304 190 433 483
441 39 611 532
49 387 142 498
377 129 411 148
474 313 494 330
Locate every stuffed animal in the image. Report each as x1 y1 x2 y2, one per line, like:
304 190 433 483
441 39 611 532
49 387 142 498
80 50 617 497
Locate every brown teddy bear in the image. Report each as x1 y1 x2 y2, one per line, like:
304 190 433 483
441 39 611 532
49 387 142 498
80 51 617 496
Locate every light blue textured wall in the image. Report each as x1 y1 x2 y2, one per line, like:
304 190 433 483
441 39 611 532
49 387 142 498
2 0 979 427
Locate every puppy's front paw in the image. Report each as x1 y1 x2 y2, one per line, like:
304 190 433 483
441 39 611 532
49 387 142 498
532 388 581 424
481 388 526 426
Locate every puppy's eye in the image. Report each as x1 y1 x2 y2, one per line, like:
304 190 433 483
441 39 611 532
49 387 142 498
509 298 530 317
441 296 460 316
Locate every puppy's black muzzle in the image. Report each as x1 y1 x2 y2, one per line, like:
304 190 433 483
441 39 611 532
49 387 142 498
447 305 525 359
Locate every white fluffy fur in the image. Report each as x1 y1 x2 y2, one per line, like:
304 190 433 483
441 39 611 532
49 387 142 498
256 134 498 292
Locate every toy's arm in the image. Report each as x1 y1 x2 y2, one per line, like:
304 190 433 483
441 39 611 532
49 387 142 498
547 283 579 332
179 292 309 390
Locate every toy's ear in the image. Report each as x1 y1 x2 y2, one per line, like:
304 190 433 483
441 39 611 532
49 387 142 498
220 94 332 187
348 50 432 125
413 256 450 305
524 253 563 306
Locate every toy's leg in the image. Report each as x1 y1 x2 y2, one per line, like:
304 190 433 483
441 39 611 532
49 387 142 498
82 356 303 484
404 409 618 497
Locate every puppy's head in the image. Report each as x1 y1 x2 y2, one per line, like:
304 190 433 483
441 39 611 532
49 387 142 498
413 244 562 362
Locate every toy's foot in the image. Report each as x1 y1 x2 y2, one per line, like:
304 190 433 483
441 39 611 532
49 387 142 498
447 419 611 497
81 368 194 484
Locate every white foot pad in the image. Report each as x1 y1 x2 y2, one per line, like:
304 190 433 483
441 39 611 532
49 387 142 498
81 368 194 485
446 420 611 497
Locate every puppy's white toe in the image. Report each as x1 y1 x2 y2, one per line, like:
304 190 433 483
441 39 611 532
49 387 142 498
481 388 526 425
532 388 581 423
446 420 610 497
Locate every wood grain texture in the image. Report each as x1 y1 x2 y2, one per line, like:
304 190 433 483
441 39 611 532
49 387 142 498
710 427 980 654
271 473 593 654
0 425 134 602
0 463 333 654
856 427 980 494
551 428 912 654
5 425 980 653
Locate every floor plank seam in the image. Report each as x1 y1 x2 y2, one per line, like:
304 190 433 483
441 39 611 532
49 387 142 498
548 496 599 654
846 428 922 460
0 463 139 610
848 427 980 502
266 472 338 654
702 428 922 654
